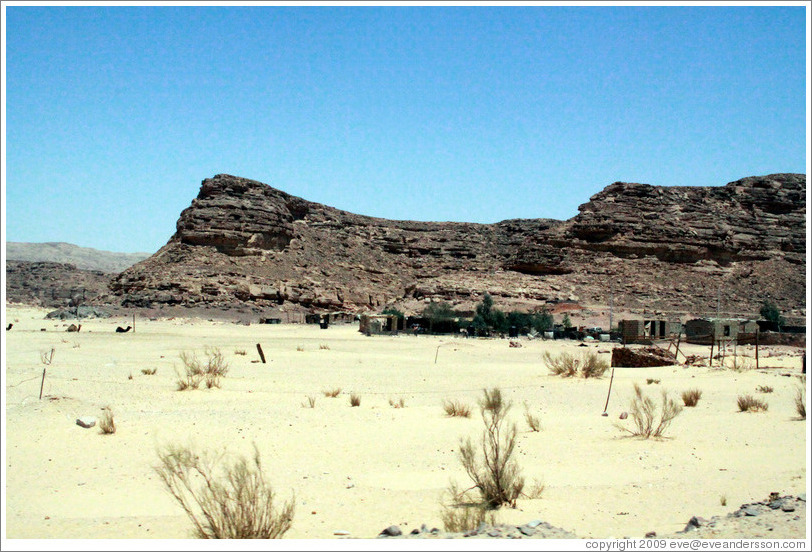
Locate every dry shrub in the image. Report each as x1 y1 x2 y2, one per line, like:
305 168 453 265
756 385 774 393
542 351 577 377
523 403 541 432
443 400 471 418
480 387 504 412
319 344 330 350
155 443 294 539
296 345 305 352
543 350 608 378
794 376 806 419
349 394 361 407
440 503 494 533
301 395 316 409
323 388 341 398
99 406 116 435
141 368 157 376
647 378 660 385
618 383 682 438
234 349 247 356
176 348 229 391
681 388 702 407
457 388 524 509
388 397 406 408
737 394 768 412
523 479 545 499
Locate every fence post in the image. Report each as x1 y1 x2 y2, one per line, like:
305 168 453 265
256 343 266 364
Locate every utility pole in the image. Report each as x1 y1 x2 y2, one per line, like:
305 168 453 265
609 287 614 332
716 287 721 318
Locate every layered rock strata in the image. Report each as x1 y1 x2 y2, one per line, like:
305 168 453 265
109 173 806 318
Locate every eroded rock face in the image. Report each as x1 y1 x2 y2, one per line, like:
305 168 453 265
109 173 806 317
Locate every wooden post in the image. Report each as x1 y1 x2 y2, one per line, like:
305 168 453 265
709 339 715 367
39 368 46 400
435 344 441 364
602 367 616 416
256 343 266 364
133 314 136 333
674 329 683 361
755 329 759 370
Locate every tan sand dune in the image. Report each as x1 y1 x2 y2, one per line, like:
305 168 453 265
3 305 807 541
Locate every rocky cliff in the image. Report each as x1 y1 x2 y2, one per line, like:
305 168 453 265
108 173 806 319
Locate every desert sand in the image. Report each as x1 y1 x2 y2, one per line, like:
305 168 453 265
2 304 808 544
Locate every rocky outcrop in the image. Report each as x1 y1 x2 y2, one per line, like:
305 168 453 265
5 261 114 308
109 173 806 318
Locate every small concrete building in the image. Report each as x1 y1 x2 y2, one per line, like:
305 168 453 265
618 319 683 343
359 314 401 335
684 318 759 344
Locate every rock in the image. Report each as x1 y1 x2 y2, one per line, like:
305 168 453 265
333 530 350 536
743 506 761 516
379 525 402 537
526 520 542 528
106 173 804 319
645 531 657 538
487 530 502 537
619 411 629 420
781 502 796 512
518 525 535 536
76 417 96 428
612 347 677 368
410 528 420 535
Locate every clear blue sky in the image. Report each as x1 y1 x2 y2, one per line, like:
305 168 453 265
3 3 809 253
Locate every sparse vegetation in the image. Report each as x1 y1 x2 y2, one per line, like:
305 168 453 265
349 394 361 407
794 376 805 419
154 443 294 539
128 372 133 380
440 502 495 533
737 394 768 412
756 385 774 393
720 495 727 506
319 344 330 350
760 300 785 329
455 388 525 509
543 350 608 378
443 400 472 418
234 349 247 356
618 383 682 438
646 378 661 385
323 388 342 398
681 388 703 407
480 387 504 412
296 345 305 352
523 479 545 499
389 397 406 408
523 402 541 432
141 368 158 376
99 406 116 435
302 395 316 408
176 348 229 391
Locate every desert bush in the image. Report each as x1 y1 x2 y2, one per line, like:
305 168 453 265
234 349 247 356
296 345 305 352
794 377 805 419
646 378 660 385
155 443 294 539
128 373 133 381
523 479 545 499
619 384 682 438
542 351 578 377
523 403 541 432
141 368 158 376
301 395 316 409
457 388 525 508
443 400 471 418
440 503 494 533
480 388 504 412
543 350 608 378
99 406 116 435
737 394 768 412
176 348 229 391
349 394 361 407
756 385 774 393
323 388 341 398
681 388 702 407
319 344 330 350
389 397 406 408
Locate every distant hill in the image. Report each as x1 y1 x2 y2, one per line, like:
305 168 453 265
6 242 151 273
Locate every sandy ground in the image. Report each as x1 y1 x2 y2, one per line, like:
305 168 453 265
2 305 809 544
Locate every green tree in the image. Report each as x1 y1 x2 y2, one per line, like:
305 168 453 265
759 301 785 329
561 313 573 330
531 308 554 332
382 306 404 321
